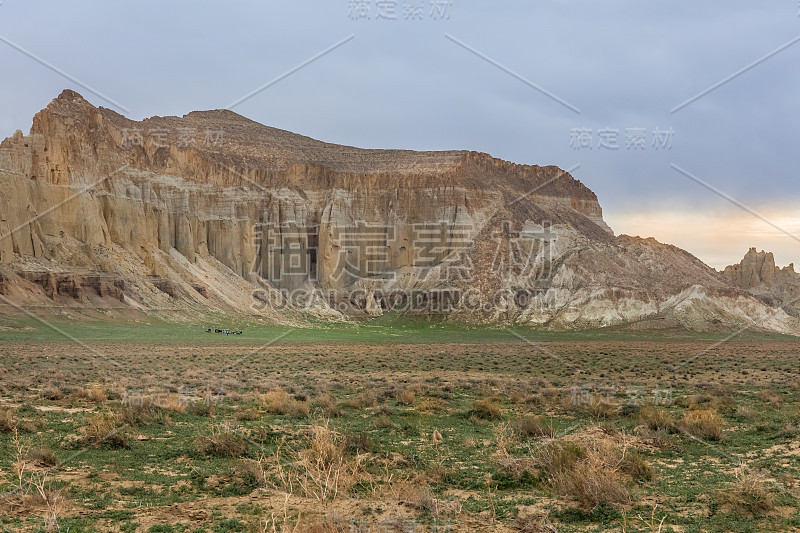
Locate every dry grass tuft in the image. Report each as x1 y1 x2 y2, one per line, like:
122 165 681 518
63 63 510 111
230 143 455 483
77 385 107 403
514 415 557 439
716 471 774 516
0 406 17 433
262 389 311 418
678 409 724 441
470 397 503 420
394 388 416 406
80 412 129 449
195 422 248 457
272 419 369 501
25 446 58 468
529 431 652 510
638 406 675 432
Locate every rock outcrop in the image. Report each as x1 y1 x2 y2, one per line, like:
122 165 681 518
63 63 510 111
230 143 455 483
723 248 800 317
0 89 797 334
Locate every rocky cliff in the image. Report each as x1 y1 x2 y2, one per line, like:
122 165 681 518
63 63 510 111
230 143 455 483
723 248 800 317
0 89 796 334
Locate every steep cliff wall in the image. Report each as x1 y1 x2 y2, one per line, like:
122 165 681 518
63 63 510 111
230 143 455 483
0 90 796 334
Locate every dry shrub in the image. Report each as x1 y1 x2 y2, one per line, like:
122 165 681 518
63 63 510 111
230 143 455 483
532 433 651 510
195 423 248 457
312 394 343 417
509 389 528 404
405 483 437 513
374 416 395 429
757 389 782 407
77 385 107 403
262 389 310 418
359 389 378 408
0 407 17 433
119 404 173 427
715 472 774 516
273 420 369 501
550 447 632 509
514 415 557 440
679 409 724 441
470 397 502 420
25 446 58 468
638 406 675 432
80 412 129 449
234 407 261 421
512 515 558 533
395 388 416 406
416 397 445 414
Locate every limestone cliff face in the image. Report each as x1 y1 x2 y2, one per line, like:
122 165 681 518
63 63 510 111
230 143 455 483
723 248 800 317
0 90 797 334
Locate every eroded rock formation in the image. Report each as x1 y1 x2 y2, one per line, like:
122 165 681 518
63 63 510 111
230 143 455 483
0 89 796 334
723 248 800 317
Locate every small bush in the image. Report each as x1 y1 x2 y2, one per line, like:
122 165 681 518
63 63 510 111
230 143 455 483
639 406 675 432
619 449 655 483
80 413 129 449
25 446 58 468
416 397 445 414
374 416 395 429
470 398 502 420
119 404 173 427
395 388 416 406
345 433 374 454
312 394 343 417
195 423 248 457
234 407 261 421
715 472 774 516
514 415 557 439
77 385 107 403
533 436 651 510
0 407 17 433
262 389 310 418
679 409 723 441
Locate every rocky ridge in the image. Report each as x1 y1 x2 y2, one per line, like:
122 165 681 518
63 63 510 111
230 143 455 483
0 90 796 334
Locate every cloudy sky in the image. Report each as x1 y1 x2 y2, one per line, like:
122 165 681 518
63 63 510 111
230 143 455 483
0 1 798 269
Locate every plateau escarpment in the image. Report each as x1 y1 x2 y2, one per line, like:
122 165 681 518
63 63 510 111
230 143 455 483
0 90 796 334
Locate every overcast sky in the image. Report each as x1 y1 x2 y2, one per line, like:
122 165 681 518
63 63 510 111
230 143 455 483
1 1 798 269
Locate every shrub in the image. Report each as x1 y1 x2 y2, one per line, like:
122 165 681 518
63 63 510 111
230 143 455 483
77 385 107 403
551 446 632 509
395 388 416 406
262 389 310 418
470 398 502 420
374 416 395 429
514 415 557 439
25 446 58 468
619 449 655 483
639 406 675 432
234 407 261 421
195 423 248 457
416 397 445 414
0 407 17 433
715 472 774 516
533 435 652 510
312 394 343 417
679 409 723 441
119 404 173 427
80 413 129 449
